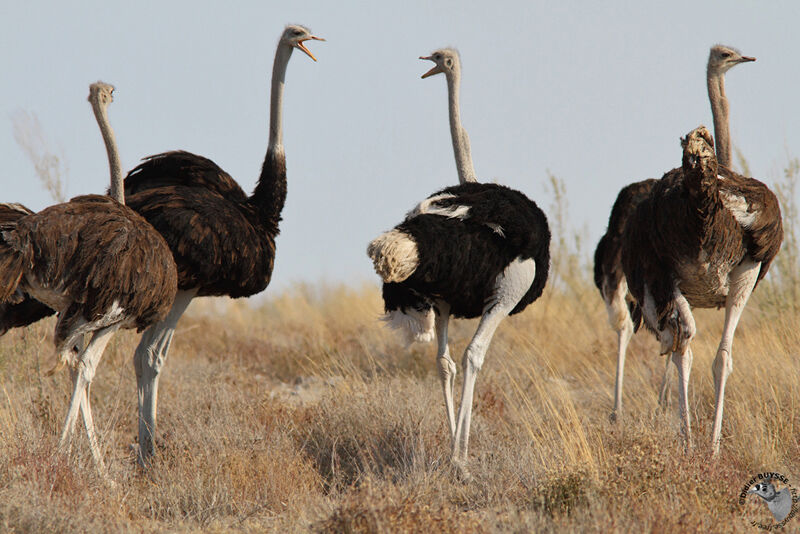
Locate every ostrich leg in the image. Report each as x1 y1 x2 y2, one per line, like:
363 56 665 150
133 289 195 467
59 325 118 468
710 259 759 455
451 258 535 477
435 302 457 438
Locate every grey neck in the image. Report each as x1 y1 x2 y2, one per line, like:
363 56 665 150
445 68 477 184
268 42 292 154
707 68 731 168
91 98 124 204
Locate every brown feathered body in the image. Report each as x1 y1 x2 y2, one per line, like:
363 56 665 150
622 129 782 331
0 203 54 334
0 195 177 352
122 149 284 298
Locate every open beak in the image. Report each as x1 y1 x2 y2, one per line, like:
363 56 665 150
419 56 443 79
297 35 325 62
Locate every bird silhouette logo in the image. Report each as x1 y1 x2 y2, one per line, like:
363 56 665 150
739 473 799 529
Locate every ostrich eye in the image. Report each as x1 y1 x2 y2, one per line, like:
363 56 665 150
434 54 441 60
292 29 303 36
721 51 731 58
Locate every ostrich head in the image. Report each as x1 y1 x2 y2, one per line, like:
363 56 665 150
419 48 461 79
708 45 755 76
681 125 717 175
88 82 114 107
749 481 778 502
281 25 324 62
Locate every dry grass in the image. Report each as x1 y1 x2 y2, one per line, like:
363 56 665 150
0 281 798 532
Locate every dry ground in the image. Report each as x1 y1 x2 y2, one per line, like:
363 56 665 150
0 282 798 532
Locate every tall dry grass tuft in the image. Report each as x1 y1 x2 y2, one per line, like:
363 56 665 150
11 110 68 203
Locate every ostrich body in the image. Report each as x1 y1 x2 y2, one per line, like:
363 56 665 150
368 49 550 474
0 83 178 467
121 25 323 466
0 203 54 335
621 126 782 454
595 45 755 422
0 79 131 336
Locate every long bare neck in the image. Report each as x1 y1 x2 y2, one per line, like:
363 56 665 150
445 68 477 184
268 43 292 152
252 41 291 232
707 69 731 168
91 99 124 204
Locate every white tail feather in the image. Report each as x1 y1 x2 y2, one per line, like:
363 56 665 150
367 229 419 283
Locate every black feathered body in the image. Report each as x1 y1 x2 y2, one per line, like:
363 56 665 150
382 183 550 319
0 195 177 345
0 203 54 334
622 160 782 330
123 150 286 298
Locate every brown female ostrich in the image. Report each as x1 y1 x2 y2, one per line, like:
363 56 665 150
0 80 130 335
595 45 756 422
0 82 177 468
368 49 550 478
621 125 781 455
121 25 323 466
0 203 54 334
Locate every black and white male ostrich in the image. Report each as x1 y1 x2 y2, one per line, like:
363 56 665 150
0 82 178 468
621 125 782 455
368 49 550 475
120 25 323 466
595 45 756 422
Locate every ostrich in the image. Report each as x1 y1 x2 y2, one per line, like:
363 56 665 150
367 49 550 476
121 25 323 466
595 45 756 422
0 80 130 336
621 126 782 454
0 82 178 468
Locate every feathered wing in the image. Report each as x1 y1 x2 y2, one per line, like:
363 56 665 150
0 203 35 223
0 203 55 334
717 166 783 285
9 195 177 335
124 151 248 201
125 187 275 298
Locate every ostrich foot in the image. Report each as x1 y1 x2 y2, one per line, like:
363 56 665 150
451 458 473 483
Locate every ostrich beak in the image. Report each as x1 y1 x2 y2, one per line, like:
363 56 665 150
740 55 756 63
296 36 325 62
420 56 443 79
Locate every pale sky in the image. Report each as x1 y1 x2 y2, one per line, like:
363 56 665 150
2 1 798 294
